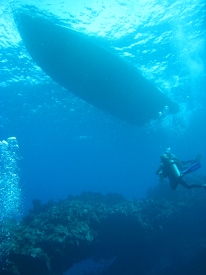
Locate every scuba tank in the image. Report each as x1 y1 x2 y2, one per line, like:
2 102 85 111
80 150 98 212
169 159 180 178
160 152 181 179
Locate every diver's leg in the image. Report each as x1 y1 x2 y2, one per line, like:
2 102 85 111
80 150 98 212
169 179 178 190
179 178 204 189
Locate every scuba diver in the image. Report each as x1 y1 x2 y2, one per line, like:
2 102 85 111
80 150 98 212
156 149 206 190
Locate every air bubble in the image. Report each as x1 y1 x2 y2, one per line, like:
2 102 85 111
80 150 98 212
0 137 22 268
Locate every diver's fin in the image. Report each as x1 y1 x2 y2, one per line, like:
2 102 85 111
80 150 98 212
182 162 201 175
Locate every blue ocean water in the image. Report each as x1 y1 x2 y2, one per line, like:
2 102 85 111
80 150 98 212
0 0 206 215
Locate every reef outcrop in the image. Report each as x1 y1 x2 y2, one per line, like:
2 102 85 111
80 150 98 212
1 183 206 275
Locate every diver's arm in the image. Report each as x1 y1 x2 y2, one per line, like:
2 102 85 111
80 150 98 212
156 162 163 175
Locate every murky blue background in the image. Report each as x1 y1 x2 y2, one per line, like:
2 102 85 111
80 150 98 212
0 0 205 212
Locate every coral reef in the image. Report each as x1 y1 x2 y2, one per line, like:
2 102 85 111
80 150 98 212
0 185 206 275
